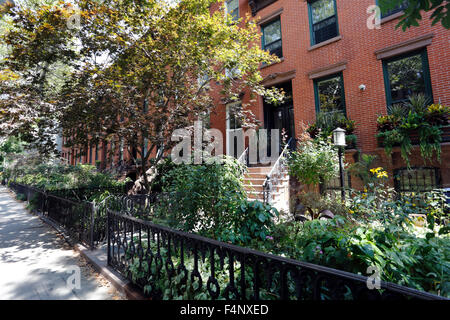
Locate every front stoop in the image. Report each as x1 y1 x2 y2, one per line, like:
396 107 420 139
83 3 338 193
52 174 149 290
244 166 290 214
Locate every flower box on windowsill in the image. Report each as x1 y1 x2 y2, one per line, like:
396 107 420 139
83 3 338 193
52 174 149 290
377 125 450 147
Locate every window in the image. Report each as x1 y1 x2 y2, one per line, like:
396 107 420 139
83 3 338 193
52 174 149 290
95 144 99 161
144 138 148 158
262 18 282 58
200 111 211 129
227 102 242 130
378 0 407 19
314 73 346 115
394 167 441 193
308 0 339 45
226 101 243 158
89 145 93 163
226 0 239 22
382 49 433 106
225 66 241 79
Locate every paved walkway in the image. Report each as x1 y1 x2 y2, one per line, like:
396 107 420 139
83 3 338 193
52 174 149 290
0 186 122 300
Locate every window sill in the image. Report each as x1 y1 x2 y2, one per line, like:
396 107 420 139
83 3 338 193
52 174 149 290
260 57 285 69
380 11 403 24
308 35 342 51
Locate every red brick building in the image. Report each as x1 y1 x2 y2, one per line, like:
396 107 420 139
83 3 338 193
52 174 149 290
209 0 450 193
62 0 449 197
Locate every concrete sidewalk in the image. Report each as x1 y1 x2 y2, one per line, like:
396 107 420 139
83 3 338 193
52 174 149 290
0 186 123 300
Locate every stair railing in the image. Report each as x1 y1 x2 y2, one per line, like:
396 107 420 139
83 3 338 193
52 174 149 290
237 147 249 167
263 138 293 204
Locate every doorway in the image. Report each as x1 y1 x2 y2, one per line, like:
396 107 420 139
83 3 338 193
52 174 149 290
264 81 295 153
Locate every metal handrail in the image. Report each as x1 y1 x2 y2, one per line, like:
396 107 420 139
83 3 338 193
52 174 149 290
237 147 249 166
263 138 293 203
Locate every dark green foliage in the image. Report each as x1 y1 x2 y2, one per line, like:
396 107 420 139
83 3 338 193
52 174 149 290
268 217 449 297
376 95 449 165
218 200 278 246
4 154 125 191
158 157 247 237
379 0 450 30
307 111 356 139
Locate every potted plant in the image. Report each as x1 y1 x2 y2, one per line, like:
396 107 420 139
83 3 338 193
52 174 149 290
307 112 357 149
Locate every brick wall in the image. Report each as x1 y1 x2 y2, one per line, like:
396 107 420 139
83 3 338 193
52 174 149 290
209 0 450 188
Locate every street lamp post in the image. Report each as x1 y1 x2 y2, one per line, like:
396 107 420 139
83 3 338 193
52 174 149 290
333 127 346 202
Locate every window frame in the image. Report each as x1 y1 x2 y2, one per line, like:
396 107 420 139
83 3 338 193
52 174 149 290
307 0 339 46
226 0 239 22
382 48 433 106
261 17 283 58
313 72 347 116
376 0 407 19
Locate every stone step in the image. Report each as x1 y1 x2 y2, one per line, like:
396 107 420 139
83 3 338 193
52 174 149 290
243 178 266 185
245 172 269 179
247 167 272 174
244 184 264 192
244 185 287 193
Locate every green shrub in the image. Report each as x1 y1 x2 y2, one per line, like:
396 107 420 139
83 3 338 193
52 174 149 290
218 200 278 246
268 217 449 297
158 156 247 238
5 153 124 191
288 139 340 186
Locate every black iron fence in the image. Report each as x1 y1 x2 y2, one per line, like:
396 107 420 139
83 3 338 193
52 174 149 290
8 181 128 249
9 181 47 213
48 186 128 202
106 209 446 300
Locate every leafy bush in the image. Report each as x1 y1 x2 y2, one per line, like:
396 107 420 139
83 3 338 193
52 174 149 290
294 192 349 219
4 153 124 191
158 156 247 238
288 139 340 186
218 200 278 246
268 216 449 297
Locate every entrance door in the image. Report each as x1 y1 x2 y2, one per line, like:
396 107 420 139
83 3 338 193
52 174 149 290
271 105 294 145
264 82 295 153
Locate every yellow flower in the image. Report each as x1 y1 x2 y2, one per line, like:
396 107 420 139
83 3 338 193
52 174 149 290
376 171 388 179
349 210 355 214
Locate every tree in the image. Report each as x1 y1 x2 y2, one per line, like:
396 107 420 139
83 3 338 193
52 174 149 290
379 0 450 30
0 0 78 155
59 0 283 192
